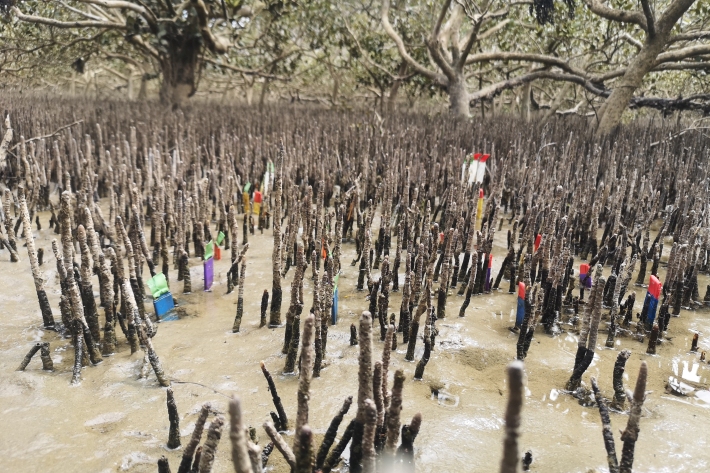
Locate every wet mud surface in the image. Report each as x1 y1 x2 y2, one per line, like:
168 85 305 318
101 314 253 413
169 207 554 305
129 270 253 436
1 207 709 473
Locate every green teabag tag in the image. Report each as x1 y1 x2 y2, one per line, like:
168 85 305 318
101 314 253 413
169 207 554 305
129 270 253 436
147 273 170 299
243 182 251 193
216 231 225 246
269 162 275 173
204 240 214 261
333 273 340 294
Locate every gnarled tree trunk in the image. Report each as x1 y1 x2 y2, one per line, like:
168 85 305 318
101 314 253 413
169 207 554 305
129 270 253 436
448 77 470 118
595 37 666 137
595 0 697 137
159 36 202 105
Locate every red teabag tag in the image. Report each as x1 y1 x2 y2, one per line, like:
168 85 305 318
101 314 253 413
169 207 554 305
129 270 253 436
579 263 592 288
516 282 526 326
648 275 662 299
484 254 493 292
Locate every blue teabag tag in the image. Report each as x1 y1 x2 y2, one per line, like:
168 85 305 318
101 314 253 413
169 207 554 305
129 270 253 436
331 287 339 325
154 292 176 320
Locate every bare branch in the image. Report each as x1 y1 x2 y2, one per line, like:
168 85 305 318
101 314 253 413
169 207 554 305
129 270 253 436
582 0 647 32
104 52 146 71
428 0 458 79
591 44 710 82
191 0 229 54
381 0 446 85
620 32 643 50
9 121 84 151
670 30 710 43
639 0 655 37
656 0 697 34
77 0 155 23
344 22 415 82
11 6 127 30
458 11 489 69
656 42 710 63
477 18 512 41
204 58 290 81
59 2 107 22
102 65 129 81
126 35 161 61
465 52 587 77
468 69 607 104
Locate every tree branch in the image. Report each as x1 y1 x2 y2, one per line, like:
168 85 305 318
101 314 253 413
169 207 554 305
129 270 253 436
381 0 446 85
190 0 229 54
344 23 416 82
639 0 655 37
629 93 710 113
670 30 710 43
468 69 607 104
9 120 84 151
465 52 587 77
204 58 289 81
101 65 129 81
656 43 710 63
11 6 127 30
591 47 710 83
457 11 490 69
477 18 512 41
582 0 647 32
104 52 146 71
125 35 161 61
620 32 643 50
427 0 458 79
59 2 107 22
77 0 156 24
656 0 697 35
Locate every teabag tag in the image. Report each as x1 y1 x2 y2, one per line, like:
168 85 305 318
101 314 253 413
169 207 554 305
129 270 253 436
216 231 225 246
476 154 490 183
203 240 215 290
204 257 214 291
645 275 662 328
468 153 481 185
242 182 251 210
147 273 175 319
263 168 271 195
204 240 214 261
516 282 526 327
253 190 262 214
147 272 170 299
331 273 340 324
484 254 493 292
154 293 176 320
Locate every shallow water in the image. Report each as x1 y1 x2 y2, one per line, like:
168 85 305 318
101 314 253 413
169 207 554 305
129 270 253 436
1 206 709 473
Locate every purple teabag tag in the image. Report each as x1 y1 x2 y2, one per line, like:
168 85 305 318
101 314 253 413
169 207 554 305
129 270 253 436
204 257 214 291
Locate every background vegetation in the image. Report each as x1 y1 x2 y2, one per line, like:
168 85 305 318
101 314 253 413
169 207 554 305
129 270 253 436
1 0 709 134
